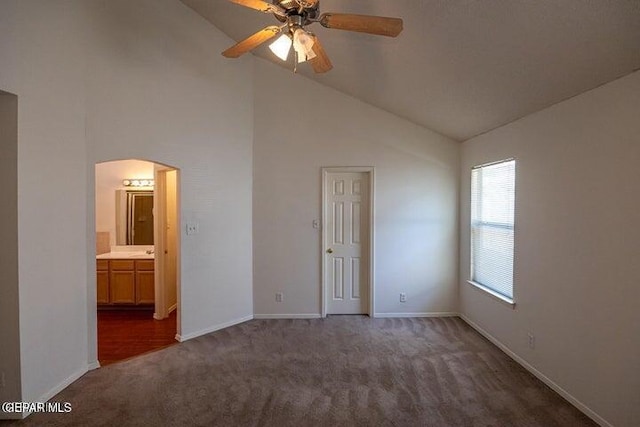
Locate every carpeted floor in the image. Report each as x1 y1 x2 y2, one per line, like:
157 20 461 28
4 316 596 426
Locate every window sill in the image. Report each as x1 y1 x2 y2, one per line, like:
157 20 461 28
467 281 516 308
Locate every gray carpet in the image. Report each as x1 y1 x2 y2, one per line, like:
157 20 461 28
4 316 596 426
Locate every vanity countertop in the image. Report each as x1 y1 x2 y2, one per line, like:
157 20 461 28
96 252 154 260
96 245 155 260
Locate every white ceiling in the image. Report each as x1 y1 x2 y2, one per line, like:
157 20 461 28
181 0 640 141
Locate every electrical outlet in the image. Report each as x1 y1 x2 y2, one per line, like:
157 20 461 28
186 223 199 235
400 292 407 303
275 292 283 303
527 332 535 349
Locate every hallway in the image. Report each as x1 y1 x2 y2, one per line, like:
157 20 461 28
98 310 177 365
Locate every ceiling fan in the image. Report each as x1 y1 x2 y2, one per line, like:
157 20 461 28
221 0 403 73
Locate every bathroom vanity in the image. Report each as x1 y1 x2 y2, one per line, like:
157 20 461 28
97 249 155 307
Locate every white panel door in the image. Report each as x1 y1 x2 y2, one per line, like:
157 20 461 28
325 172 369 314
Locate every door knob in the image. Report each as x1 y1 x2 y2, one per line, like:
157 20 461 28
326 248 333 254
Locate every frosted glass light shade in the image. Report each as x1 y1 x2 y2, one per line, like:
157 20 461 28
269 34 292 61
293 29 316 63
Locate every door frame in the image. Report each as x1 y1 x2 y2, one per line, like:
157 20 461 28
321 167 375 318
154 168 168 320
154 167 180 323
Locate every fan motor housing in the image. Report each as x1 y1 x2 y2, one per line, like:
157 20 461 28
273 0 319 24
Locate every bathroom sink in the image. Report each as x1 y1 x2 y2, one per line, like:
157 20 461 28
129 253 153 258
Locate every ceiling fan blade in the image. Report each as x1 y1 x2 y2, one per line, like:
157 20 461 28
309 36 333 73
228 0 285 15
320 13 403 37
222 26 281 58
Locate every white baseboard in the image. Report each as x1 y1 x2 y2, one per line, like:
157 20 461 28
154 304 178 320
176 314 254 342
373 312 459 318
253 313 322 319
252 313 459 319
459 314 612 427
16 364 92 419
36 366 88 403
87 361 100 370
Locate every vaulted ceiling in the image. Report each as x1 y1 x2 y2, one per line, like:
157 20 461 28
181 0 640 141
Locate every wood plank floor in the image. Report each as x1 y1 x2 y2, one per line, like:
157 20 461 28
97 309 177 366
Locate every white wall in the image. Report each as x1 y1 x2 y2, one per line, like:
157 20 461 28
95 159 155 247
86 0 254 342
459 71 640 427
253 60 459 317
0 91 21 418
0 0 254 411
2 0 91 408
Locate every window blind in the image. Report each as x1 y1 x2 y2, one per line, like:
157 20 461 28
470 159 515 300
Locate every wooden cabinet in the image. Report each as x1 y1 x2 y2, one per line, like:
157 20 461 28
110 271 136 304
98 259 154 307
110 260 136 304
135 260 155 305
96 260 110 304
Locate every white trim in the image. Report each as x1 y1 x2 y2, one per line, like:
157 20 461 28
87 361 100 370
37 366 87 401
460 315 612 427
472 157 515 170
175 315 253 342
374 312 459 318
20 364 90 418
168 303 177 314
16 364 92 418
321 167 375 318
467 280 516 307
369 170 376 318
253 313 322 319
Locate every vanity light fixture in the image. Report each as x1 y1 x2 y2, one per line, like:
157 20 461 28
122 179 154 187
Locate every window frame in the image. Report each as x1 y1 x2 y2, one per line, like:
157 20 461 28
468 158 516 307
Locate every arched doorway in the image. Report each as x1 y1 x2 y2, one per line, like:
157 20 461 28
94 159 180 365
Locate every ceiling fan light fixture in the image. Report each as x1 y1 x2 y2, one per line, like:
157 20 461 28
293 28 316 63
295 48 316 63
222 0 403 73
269 33 292 61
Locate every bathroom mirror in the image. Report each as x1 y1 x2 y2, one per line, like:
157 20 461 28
115 190 154 245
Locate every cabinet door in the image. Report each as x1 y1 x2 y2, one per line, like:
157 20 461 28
136 270 155 305
110 271 136 304
97 270 110 304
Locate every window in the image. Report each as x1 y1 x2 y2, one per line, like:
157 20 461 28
470 159 516 302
